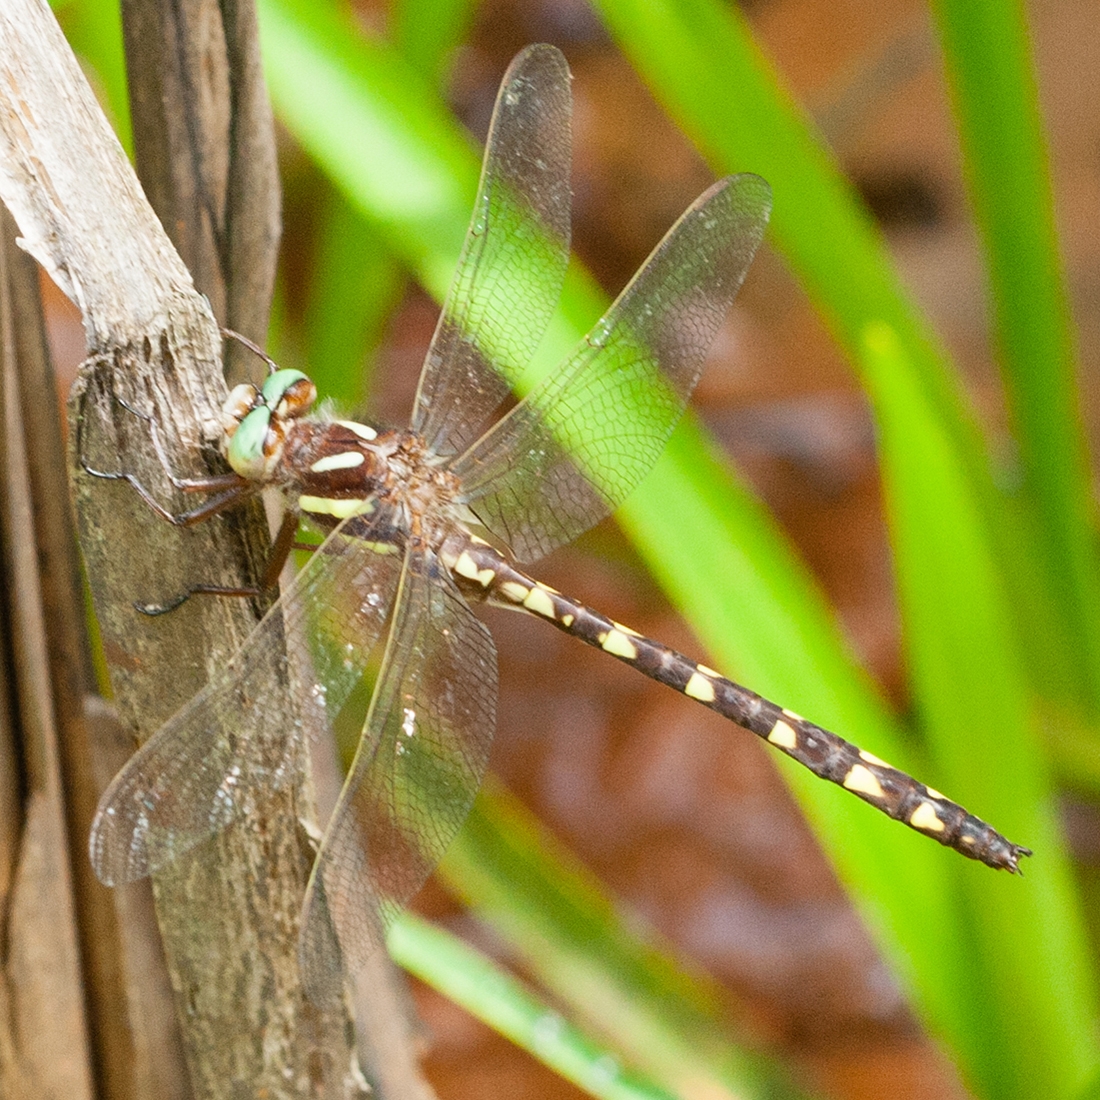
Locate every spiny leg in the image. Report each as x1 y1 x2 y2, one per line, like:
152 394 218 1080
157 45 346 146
221 327 280 374
77 373 254 525
444 538 1031 872
134 509 301 616
77 375 294 614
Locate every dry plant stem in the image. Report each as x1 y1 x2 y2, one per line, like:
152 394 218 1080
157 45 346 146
0 210 94 1099
119 0 432 1095
2 197 189 1099
120 0 280 381
0 0 363 1095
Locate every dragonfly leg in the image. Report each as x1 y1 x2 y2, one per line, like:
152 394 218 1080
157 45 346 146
133 508 300 615
221 327 279 374
89 470 253 528
135 582 267 616
77 377 253 524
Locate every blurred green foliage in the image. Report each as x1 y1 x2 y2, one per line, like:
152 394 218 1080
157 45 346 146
57 1 1100 1097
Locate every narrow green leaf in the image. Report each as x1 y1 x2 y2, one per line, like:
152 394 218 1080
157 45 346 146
439 779 807 1100
391 0 476 85
862 321 1098 1100
302 183 405 408
259 0 480 287
591 0 982 454
930 0 1100 722
390 912 693 1100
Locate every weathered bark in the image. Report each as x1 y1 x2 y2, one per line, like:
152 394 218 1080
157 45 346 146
0 0 364 1095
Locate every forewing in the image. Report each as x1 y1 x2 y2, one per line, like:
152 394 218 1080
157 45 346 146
453 174 772 562
411 43 572 458
298 547 497 1002
88 510 405 886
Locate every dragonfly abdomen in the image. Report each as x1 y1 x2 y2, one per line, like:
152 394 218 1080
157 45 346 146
444 535 1030 874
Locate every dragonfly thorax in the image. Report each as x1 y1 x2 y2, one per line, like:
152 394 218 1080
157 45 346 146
280 420 464 547
222 367 468 547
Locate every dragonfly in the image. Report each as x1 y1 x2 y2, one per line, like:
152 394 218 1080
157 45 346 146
85 44 1030 1001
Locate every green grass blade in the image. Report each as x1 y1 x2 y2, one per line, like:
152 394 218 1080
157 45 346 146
592 0 978 446
437 779 808 1100
258 0 481 283
391 0 476 85
301 182 405 408
930 0 1100 714
390 911 715 1100
591 0 1084 720
862 322 1097 1099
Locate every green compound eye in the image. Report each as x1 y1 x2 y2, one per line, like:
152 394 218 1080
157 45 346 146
261 369 311 407
227 370 313 478
227 405 272 478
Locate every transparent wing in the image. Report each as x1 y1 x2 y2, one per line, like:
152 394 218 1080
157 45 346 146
452 174 772 563
88 510 405 886
298 546 497 1002
411 43 572 458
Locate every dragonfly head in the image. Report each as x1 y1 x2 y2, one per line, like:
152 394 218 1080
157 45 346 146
221 369 317 481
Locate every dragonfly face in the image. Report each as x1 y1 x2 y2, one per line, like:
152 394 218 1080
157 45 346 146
85 42 1028 1006
222 368 317 480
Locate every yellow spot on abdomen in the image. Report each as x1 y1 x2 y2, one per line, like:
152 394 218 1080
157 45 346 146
601 629 639 660
843 764 886 801
909 801 946 833
523 586 557 619
498 580 530 603
453 551 495 587
767 719 798 750
684 670 716 703
859 749 891 769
